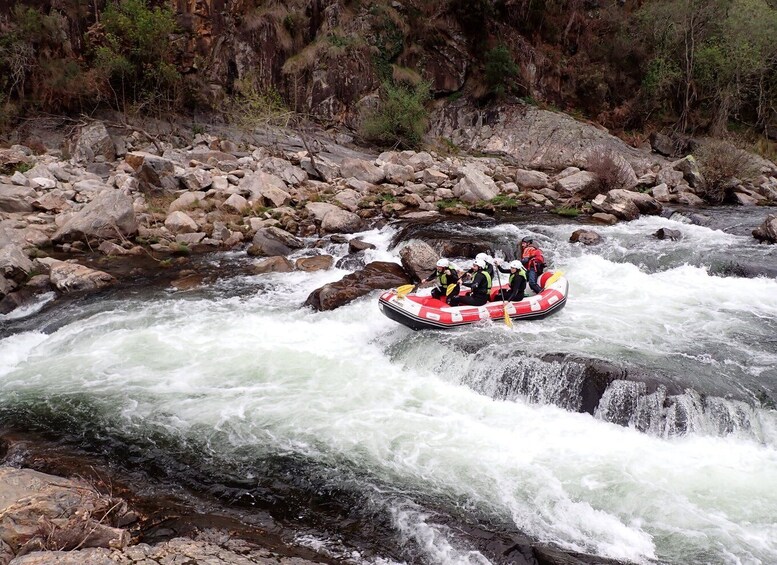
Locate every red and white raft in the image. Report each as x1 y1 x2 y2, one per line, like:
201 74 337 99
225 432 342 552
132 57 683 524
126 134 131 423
378 271 568 330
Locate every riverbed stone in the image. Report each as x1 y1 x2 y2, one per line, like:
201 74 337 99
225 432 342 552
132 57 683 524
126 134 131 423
40 259 116 292
296 255 334 271
248 227 303 257
753 214 777 243
453 166 498 203
340 157 385 184
253 256 295 273
52 189 137 243
164 211 198 234
569 229 603 245
399 240 438 281
305 261 409 310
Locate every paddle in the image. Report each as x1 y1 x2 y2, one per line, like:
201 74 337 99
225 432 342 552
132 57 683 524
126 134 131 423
493 264 513 328
446 283 458 296
396 284 417 298
543 270 565 288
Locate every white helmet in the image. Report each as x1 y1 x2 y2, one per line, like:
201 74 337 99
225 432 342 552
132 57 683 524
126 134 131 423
476 252 493 264
474 258 486 269
509 260 522 270
436 258 449 268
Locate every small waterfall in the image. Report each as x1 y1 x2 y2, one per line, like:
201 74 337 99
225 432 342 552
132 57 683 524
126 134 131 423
447 348 777 446
595 381 775 444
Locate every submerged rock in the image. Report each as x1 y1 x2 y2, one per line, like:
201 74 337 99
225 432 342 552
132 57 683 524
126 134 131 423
305 261 408 311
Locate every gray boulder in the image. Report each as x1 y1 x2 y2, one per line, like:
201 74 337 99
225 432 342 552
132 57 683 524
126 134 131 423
340 158 385 184
0 243 33 284
305 261 409 311
0 184 36 213
72 122 116 164
247 227 303 257
753 214 777 243
453 166 498 203
321 208 363 233
52 189 137 243
399 240 439 281
40 259 116 292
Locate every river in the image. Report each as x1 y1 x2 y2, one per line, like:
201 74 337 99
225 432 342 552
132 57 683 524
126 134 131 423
1 207 776 565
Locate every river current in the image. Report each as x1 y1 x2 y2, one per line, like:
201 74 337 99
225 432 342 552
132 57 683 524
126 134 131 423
1 207 776 564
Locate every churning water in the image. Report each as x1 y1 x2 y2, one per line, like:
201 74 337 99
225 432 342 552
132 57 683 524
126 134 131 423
1 208 776 564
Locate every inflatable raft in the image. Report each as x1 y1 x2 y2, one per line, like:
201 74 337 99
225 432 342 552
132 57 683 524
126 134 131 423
378 271 568 330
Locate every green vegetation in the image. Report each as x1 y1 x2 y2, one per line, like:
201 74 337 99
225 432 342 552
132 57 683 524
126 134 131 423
227 73 291 130
96 0 180 110
553 206 580 217
484 44 520 97
361 80 431 149
436 198 464 210
489 194 519 208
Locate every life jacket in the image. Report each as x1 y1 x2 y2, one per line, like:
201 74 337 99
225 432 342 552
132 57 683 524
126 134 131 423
508 269 526 285
482 270 492 292
437 268 456 287
521 245 545 269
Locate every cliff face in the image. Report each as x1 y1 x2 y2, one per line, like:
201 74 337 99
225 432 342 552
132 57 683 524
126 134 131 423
0 0 639 131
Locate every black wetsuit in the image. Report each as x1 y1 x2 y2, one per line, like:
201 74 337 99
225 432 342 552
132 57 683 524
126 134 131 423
424 267 459 301
496 265 526 302
450 270 491 307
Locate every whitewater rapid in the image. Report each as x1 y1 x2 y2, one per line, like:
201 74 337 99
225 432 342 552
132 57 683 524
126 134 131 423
2 212 777 565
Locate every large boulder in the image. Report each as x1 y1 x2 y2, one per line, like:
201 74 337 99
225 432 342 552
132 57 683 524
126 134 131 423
71 121 116 164
164 211 198 234
321 208 363 234
125 152 178 192
0 467 129 563
569 229 603 246
514 169 550 190
305 261 409 311
52 190 137 243
0 243 33 285
340 158 385 184
453 166 498 203
555 171 598 197
607 189 663 215
247 227 303 257
40 259 116 292
0 184 36 213
753 214 777 243
430 102 661 174
591 192 640 221
399 240 439 281
241 171 292 208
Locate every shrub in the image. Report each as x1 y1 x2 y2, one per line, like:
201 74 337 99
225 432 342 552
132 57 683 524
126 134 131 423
553 206 580 217
484 44 520 97
585 146 635 197
95 0 180 109
695 139 760 203
361 80 430 149
226 73 291 130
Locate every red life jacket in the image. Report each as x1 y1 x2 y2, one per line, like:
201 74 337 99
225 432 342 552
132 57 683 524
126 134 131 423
521 245 544 269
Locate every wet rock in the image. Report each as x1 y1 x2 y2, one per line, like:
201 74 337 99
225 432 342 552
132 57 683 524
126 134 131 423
247 227 303 257
569 229 602 245
52 189 137 243
753 214 777 243
348 238 375 253
296 255 334 271
0 467 130 562
305 261 409 311
40 259 116 292
335 252 366 270
399 240 438 281
672 155 705 189
253 256 295 273
321 208 363 234
653 228 682 241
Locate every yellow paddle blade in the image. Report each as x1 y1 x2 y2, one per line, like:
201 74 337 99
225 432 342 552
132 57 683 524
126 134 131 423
446 283 458 296
503 306 513 328
544 270 564 287
396 284 415 297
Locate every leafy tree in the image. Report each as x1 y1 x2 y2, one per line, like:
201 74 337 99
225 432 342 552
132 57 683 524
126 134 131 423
361 81 431 149
485 44 520 97
94 0 180 109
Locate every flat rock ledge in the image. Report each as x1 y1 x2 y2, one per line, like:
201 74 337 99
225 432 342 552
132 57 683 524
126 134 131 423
0 467 325 565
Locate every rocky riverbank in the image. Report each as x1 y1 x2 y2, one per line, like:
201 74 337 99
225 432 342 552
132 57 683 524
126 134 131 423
3 105 777 319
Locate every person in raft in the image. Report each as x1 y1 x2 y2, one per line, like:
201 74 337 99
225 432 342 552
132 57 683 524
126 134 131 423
449 258 492 307
422 258 460 303
519 236 545 294
495 259 527 302
474 252 495 279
